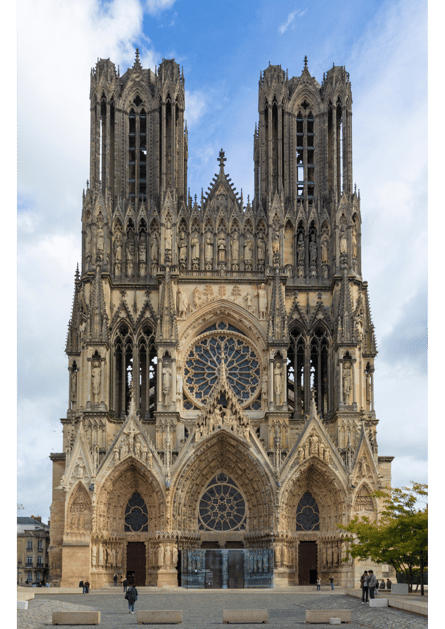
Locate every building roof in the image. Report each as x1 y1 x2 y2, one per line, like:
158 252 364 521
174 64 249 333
17 517 49 534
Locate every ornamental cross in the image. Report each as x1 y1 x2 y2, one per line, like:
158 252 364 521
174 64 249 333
218 148 227 170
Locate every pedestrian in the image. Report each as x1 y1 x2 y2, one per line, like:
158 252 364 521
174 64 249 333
386 578 392 590
45 582 50 588
123 577 128 593
329 575 334 590
360 571 369 603
79 579 84 593
113 573 118 586
368 570 377 599
316 576 321 591
379 579 385 590
84 580 90 594
125 584 138 614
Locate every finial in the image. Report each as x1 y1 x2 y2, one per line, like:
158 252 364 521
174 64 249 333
135 47 140 63
218 148 227 171
304 55 308 68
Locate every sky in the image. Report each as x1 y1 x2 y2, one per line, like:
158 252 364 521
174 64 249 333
13 0 429 526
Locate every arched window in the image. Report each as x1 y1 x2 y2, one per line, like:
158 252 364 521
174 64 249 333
310 326 330 418
287 326 306 419
296 491 320 531
138 324 156 419
124 492 149 532
114 322 133 418
198 473 246 531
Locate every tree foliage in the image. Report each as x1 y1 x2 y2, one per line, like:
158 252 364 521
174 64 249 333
339 482 428 594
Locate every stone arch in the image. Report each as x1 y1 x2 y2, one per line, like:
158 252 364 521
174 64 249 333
95 457 165 535
280 460 347 534
171 431 275 534
66 481 92 533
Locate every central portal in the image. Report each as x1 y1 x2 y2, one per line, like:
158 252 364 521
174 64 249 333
126 542 146 586
298 541 318 584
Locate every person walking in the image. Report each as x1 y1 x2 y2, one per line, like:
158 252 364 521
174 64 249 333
125 584 138 614
84 580 90 594
316 576 321 591
123 577 128 593
360 571 369 603
329 575 334 590
368 570 377 599
113 573 118 587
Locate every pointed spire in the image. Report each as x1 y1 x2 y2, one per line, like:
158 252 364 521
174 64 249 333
304 55 308 69
218 148 227 173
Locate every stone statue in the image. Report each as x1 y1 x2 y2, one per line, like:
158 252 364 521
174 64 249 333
351 225 357 259
272 229 280 264
138 235 147 276
244 234 253 265
258 284 267 319
178 288 188 318
257 232 266 265
340 225 348 255
96 220 105 262
366 372 372 408
231 230 239 267
274 362 283 406
205 231 213 267
135 438 141 459
193 287 202 310
126 233 135 277
91 360 101 404
98 543 104 567
321 231 329 264
244 292 253 312
113 446 119 464
218 232 226 264
70 369 77 403
309 233 317 263
178 229 187 267
162 364 172 404
114 227 123 277
150 232 159 266
164 219 172 252
297 233 305 264
191 232 200 262
343 361 352 405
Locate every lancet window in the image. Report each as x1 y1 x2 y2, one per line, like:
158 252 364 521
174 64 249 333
113 322 157 419
296 104 316 202
128 99 147 200
287 325 331 419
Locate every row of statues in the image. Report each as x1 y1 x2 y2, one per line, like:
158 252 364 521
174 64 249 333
177 284 268 319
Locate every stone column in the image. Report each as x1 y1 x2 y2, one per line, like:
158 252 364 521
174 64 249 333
221 549 228 589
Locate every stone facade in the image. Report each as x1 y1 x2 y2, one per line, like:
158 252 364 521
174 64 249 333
49 51 393 588
17 516 50 586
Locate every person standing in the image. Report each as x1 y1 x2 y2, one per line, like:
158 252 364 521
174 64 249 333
84 580 90 594
329 576 334 590
368 570 377 599
113 573 118 587
360 571 369 603
79 580 84 593
125 584 138 614
123 577 128 593
316 576 321 591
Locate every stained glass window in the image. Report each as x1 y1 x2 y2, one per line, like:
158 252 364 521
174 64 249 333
296 491 320 531
184 325 260 408
124 491 149 532
198 473 247 531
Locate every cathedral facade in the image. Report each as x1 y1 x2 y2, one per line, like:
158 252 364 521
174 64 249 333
49 52 393 589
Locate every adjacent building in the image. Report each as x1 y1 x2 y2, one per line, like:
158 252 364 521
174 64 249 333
49 51 393 588
17 516 50 586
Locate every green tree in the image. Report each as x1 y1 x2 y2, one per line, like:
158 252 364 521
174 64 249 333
339 482 428 595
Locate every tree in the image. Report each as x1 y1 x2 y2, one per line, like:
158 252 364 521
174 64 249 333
339 482 428 595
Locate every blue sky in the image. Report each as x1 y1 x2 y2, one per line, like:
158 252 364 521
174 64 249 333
14 0 428 524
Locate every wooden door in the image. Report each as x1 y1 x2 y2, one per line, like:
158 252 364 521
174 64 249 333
126 542 146 586
298 541 317 585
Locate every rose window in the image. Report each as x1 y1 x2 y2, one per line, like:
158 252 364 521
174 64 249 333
184 323 260 408
198 473 247 531
124 492 149 532
296 491 320 531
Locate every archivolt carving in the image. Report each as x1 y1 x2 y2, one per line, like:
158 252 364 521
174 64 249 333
66 481 92 533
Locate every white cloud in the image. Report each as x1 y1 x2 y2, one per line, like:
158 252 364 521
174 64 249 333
185 90 208 128
279 9 307 35
146 0 176 15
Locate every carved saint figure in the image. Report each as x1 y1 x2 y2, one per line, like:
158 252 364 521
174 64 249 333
192 287 202 310
70 368 77 403
343 361 352 405
231 230 239 266
126 232 135 277
218 232 226 264
96 219 105 262
244 234 253 264
297 233 305 264
162 364 172 404
340 225 348 255
244 292 253 312
91 359 101 403
178 229 187 265
351 225 358 259
164 219 172 252
321 231 329 264
178 288 188 318
272 229 280 263
138 235 147 276
309 233 317 263
257 232 266 265
366 372 372 409
150 232 159 265
258 284 267 319
274 362 283 406
191 232 200 262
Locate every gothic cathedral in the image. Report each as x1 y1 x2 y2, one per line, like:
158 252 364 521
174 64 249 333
49 52 393 589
